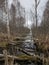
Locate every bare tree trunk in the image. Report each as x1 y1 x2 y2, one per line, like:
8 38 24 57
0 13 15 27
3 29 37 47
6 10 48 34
5 0 10 40
35 0 40 28
35 0 37 28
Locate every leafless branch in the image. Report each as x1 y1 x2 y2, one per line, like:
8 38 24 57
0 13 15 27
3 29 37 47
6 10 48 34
37 0 40 7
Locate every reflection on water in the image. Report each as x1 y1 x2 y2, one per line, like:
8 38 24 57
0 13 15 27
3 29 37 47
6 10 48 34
0 30 42 65
15 30 37 65
22 30 33 48
16 30 36 65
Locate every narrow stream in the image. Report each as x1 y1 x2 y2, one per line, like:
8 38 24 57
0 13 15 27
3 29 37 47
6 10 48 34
0 30 42 65
22 30 35 55
17 30 42 65
17 30 37 65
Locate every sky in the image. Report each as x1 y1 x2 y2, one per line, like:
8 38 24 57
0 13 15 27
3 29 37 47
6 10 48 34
8 0 48 15
19 0 48 10
8 0 48 28
19 0 48 16
19 0 48 28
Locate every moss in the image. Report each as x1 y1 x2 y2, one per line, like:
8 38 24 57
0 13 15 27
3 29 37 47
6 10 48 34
16 54 39 61
0 42 7 47
17 54 33 60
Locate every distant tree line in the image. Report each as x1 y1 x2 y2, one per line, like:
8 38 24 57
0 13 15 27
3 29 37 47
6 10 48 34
32 0 49 41
0 0 30 37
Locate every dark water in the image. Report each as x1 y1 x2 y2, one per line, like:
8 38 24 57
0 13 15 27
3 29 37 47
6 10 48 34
14 61 35 65
0 61 4 65
0 31 42 65
0 61 42 65
14 59 43 65
14 61 42 65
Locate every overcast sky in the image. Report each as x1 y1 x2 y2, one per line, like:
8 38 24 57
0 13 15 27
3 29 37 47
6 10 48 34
19 0 48 10
9 0 48 19
19 0 48 27
8 0 48 28
19 0 48 19
9 0 48 13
